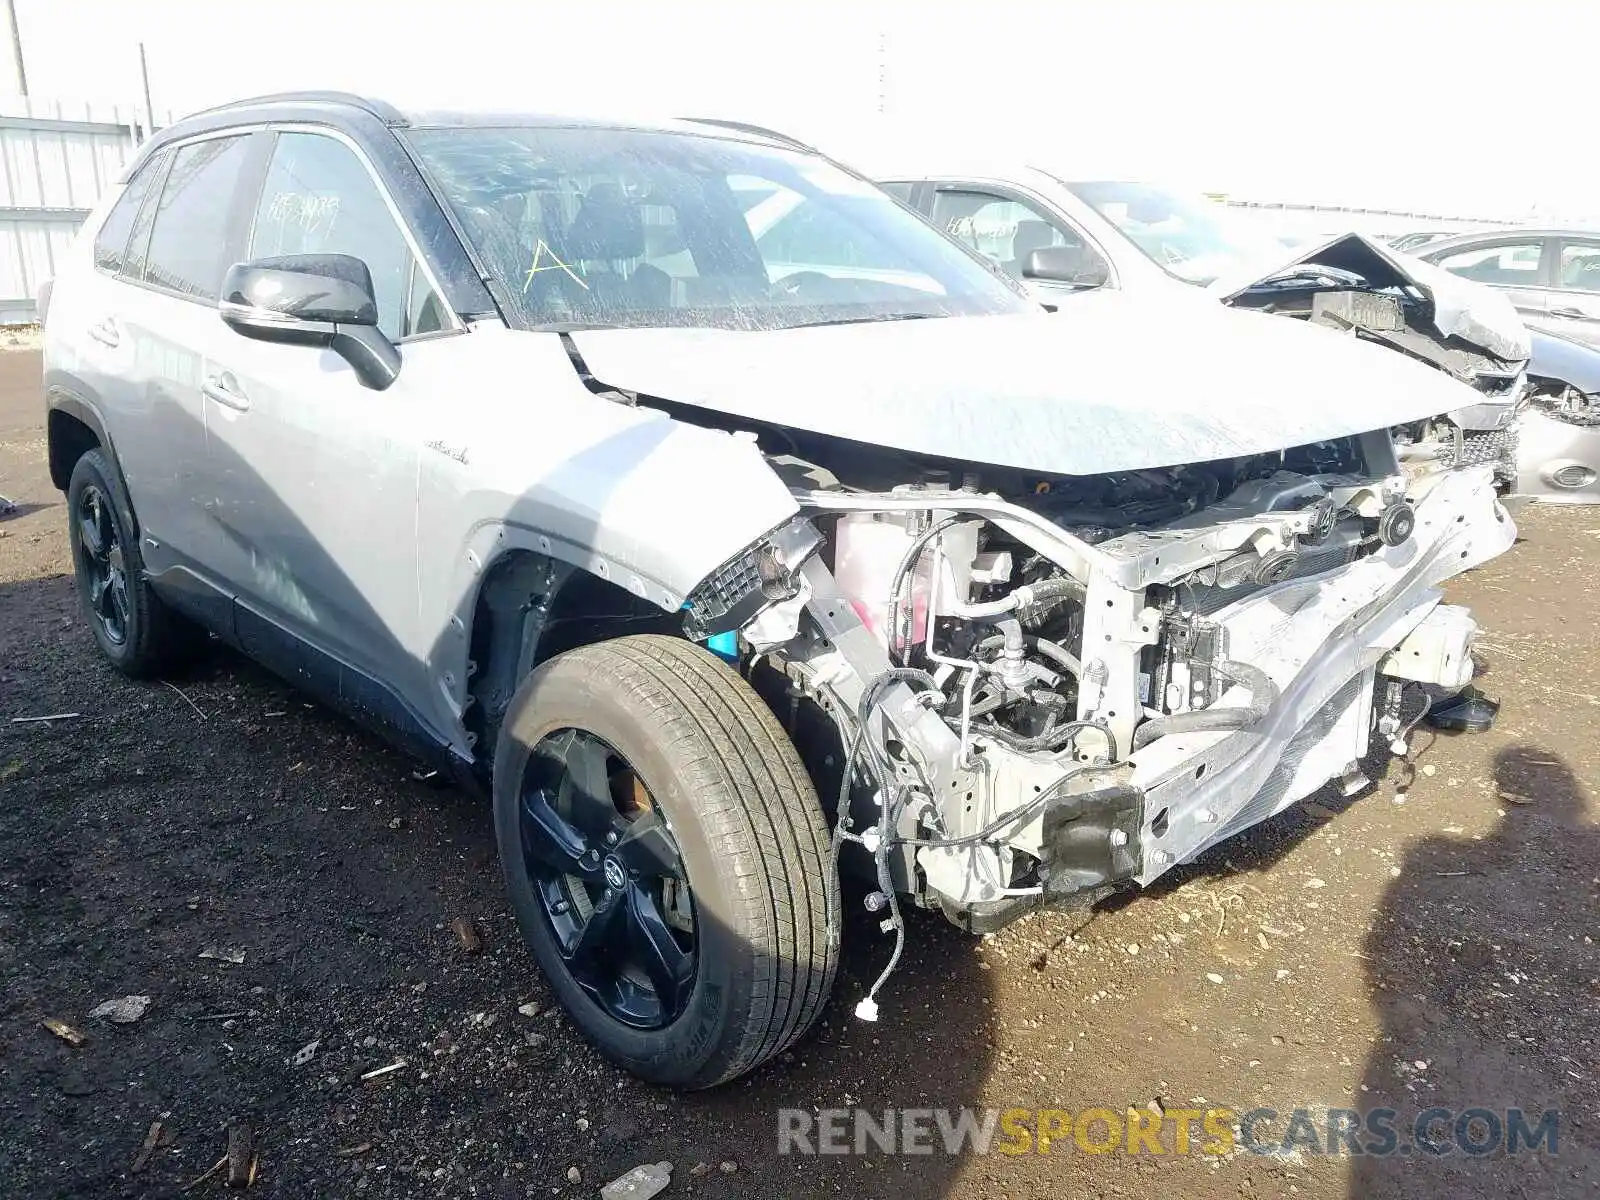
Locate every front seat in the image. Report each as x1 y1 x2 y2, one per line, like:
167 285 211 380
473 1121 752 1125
562 183 678 312
566 183 644 260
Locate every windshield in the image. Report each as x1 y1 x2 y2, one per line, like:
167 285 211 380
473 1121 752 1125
407 126 1031 330
1062 180 1277 285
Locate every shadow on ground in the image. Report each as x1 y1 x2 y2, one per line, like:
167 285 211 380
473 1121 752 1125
1349 744 1598 1198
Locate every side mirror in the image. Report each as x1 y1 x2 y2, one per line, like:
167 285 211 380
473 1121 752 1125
1023 246 1109 290
220 253 400 391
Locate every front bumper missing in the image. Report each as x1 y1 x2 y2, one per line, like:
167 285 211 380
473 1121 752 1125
926 466 1515 911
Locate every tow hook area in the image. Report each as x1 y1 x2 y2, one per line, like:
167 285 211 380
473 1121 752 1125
1039 781 1143 898
1376 603 1501 738
1378 604 1478 691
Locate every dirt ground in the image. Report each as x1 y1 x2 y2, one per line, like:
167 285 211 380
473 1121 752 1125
1 343 1596 1200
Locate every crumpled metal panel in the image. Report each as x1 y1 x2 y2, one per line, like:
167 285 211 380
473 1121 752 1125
1211 232 1531 365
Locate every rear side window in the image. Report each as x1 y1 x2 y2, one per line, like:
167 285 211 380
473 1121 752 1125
93 152 165 275
143 135 253 300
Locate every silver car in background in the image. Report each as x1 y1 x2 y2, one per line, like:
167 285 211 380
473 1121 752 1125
1418 227 1600 349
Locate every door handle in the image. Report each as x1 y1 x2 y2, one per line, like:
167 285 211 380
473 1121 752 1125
87 319 120 348
202 374 251 412
1550 306 1589 319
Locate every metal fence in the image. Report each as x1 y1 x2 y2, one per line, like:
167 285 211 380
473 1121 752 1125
1 94 168 325
1215 198 1533 246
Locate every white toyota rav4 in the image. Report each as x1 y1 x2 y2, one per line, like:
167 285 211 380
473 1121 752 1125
41 92 1514 1087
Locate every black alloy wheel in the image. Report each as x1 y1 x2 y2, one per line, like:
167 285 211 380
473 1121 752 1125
516 728 696 1030
493 635 837 1087
75 481 130 646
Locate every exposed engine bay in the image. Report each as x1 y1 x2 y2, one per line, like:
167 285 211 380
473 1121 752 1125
678 416 1516 1018
561 263 1526 1019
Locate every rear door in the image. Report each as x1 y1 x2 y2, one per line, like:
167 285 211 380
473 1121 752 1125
198 127 453 712
47 147 169 478
1549 238 1600 348
78 132 263 590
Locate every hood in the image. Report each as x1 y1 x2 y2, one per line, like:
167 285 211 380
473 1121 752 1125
1208 232 1531 366
568 293 1481 476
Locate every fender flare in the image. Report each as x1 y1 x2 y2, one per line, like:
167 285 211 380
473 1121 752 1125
44 384 132 505
427 522 706 758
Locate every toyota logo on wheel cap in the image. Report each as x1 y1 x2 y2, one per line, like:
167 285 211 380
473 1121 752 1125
603 856 627 890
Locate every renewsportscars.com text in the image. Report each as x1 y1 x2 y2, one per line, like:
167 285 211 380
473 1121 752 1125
776 1106 1560 1158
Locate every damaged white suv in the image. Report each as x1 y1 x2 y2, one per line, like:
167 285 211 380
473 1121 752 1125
43 94 1515 1088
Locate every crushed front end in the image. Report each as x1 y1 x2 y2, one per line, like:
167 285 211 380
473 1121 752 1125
1219 233 1533 492
693 427 1514 972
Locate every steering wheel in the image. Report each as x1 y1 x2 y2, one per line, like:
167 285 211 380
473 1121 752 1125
772 270 833 298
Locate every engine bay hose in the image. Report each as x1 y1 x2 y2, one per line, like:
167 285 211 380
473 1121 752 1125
1130 660 1281 752
949 574 1087 620
885 516 966 665
975 631 1083 678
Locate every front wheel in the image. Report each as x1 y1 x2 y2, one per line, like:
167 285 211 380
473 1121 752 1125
492 635 837 1088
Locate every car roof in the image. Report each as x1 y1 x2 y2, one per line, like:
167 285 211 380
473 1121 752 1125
863 154 1089 188
149 91 811 154
1419 227 1600 254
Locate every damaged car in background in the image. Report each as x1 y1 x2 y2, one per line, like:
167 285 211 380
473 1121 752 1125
43 95 1516 1091
867 164 1533 490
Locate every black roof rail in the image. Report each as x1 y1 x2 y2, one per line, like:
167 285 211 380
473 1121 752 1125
187 90 407 126
678 117 819 155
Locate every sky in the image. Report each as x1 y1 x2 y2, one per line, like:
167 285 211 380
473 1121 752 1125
4 0 1596 221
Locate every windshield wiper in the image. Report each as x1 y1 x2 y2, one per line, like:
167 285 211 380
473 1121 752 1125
525 320 631 332
782 313 943 330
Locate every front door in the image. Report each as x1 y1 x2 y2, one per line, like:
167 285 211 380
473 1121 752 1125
199 128 452 719
926 185 1110 308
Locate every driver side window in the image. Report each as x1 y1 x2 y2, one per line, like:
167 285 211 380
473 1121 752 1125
929 189 1102 285
248 132 445 340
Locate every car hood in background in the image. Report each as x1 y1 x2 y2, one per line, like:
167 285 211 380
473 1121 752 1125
569 294 1478 476
1208 232 1532 366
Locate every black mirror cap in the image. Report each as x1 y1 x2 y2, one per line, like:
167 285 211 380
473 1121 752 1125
219 254 399 390
1023 246 1109 289
221 253 379 327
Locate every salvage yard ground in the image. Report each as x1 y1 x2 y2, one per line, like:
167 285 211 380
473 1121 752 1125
1 345 1596 1199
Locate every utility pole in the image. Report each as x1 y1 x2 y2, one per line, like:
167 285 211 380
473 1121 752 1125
876 29 887 115
138 41 155 133
3 0 27 97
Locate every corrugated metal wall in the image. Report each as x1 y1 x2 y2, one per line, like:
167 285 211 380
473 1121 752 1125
0 95 163 324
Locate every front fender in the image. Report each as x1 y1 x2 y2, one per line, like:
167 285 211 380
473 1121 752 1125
412 326 798 747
